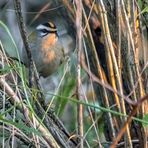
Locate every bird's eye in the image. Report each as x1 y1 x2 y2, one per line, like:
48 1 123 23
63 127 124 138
39 29 50 37
41 29 49 33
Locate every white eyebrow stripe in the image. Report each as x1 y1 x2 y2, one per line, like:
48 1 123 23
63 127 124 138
36 24 50 31
36 24 57 33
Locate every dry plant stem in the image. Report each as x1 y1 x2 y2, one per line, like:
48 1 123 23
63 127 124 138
126 62 148 100
100 0 122 123
116 0 122 75
83 1 116 139
131 0 137 55
97 2 132 144
14 0 45 106
100 1 133 146
12 103 16 147
126 1 139 101
117 139 140 147
83 39 101 145
114 1 123 126
131 0 146 122
30 2 51 25
110 106 138 148
125 1 146 145
0 46 30 146
82 5 116 140
1 55 6 148
62 0 75 20
98 0 126 118
121 0 145 98
81 54 148 106
83 0 96 32
75 0 84 147
97 0 124 118
0 76 60 148
14 0 46 108
136 2 148 144
126 36 136 148
136 3 148 67
13 0 33 87
84 14 116 141
81 55 148 146
110 94 148 148
32 116 40 148
127 33 137 101
35 101 77 147
106 33 122 113
4 126 34 146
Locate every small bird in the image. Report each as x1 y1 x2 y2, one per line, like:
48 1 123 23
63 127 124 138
22 21 74 77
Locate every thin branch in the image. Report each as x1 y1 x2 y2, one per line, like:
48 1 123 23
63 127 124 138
80 54 148 106
83 1 116 140
0 76 60 148
75 0 84 147
110 94 148 148
13 0 33 87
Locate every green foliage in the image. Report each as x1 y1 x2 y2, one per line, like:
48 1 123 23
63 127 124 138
138 0 143 8
0 64 12 74
138 0 148 14
55 75 76 116
141 6 148 14
0 116 41 136
142 114 148 127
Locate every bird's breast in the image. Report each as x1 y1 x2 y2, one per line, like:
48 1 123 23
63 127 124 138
42 34 57 49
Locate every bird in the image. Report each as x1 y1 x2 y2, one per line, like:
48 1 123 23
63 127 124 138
22 21 75 77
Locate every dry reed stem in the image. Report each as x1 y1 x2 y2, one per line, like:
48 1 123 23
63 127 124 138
110 94 148 148
121 0 145 98
13 0 34 87
82 7 116 141
75 0 84 147
83 40 101 144
97 1 132 145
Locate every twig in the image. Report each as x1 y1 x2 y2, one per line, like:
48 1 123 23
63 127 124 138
80 54 147 106
13 0 33 87
83 2 116 141
110 94 148 148
30 2 52 25
75 0 84 147
13 0 47 109
0 76 60 147
121 0 145 98
81 54 148 147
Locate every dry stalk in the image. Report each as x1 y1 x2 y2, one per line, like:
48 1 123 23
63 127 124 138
98 0 131 147
75 0 84 147
121 0 145 98
82 5 116 141
97 1 132 145
0 76 60 147
82 40 101 144
110 94 148 148
13 0 34 87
